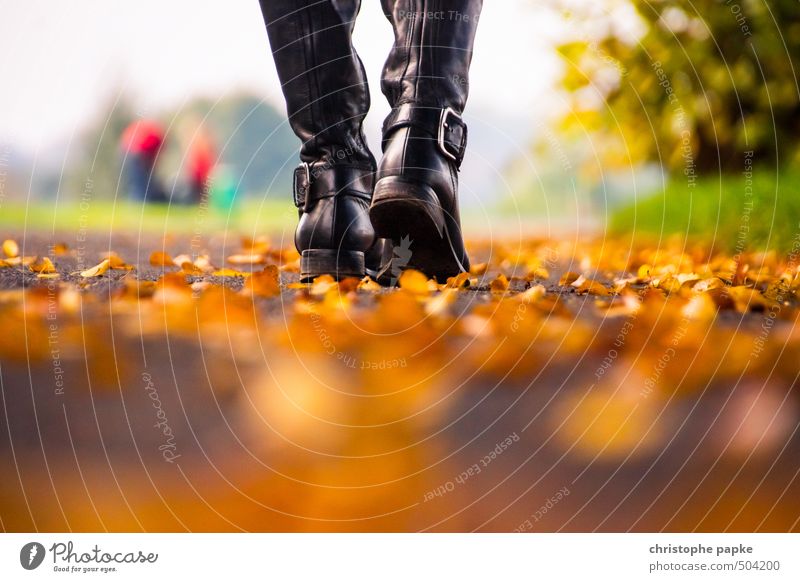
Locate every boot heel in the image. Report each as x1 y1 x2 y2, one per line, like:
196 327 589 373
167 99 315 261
370 177 445 239
300 249 365 281
369 176 467 280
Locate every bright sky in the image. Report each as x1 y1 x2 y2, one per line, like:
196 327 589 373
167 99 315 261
0 0 568 151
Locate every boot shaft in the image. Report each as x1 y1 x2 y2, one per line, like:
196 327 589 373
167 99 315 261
259 0 374 166
380 0 483 112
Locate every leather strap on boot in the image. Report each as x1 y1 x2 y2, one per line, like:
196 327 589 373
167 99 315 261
381 104 468 168
293 162 374 213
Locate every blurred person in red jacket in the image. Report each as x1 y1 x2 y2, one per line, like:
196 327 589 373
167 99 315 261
120 119 168 203
185 127 216 204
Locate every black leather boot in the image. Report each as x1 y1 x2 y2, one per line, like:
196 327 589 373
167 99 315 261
370 1 483 281
292 161 390 281
259 0 388 281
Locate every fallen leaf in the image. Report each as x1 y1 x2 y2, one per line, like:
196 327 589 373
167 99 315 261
227 254 266 265
29 256 56 274
357 276 382 292
149 251 174 267
573 276 610 296
244 266 281 297
559 271 580 286
172 254 193 267
310 274 337 296
80 259 111 278
490 273 510 293
193 255 216 273
518 284 547 303
3 239 19 258
399 269 431 295
104 252 134 271
52 243 70 256
446 272 470 289
179 261 204 276
213 268 247 278
338 277 361 294
470 262 488 276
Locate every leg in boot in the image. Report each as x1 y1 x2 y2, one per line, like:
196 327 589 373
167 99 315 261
371 0 483 281
258 0 388 280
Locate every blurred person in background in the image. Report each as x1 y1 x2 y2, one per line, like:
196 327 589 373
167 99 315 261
184 126 216 204
120 119 218 205
120 119 168 203
259 0 482 283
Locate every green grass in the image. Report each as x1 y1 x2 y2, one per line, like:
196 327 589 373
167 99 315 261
0 197 296 237
609 168 800 253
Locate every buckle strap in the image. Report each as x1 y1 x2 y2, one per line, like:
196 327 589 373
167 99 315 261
382 104 468 168
293 162 374 212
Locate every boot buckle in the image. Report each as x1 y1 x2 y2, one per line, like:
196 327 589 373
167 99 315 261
292 162 311 210
438 107 467 167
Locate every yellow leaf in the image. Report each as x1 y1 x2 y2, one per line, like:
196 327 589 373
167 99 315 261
29 256 56 274
80 259 111 278
227 253 266 265
2 239 19 258
357 276 382 292
655 274 681 294
213 268 247 278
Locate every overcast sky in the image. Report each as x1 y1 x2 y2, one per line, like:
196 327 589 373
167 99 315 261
0 0 574 152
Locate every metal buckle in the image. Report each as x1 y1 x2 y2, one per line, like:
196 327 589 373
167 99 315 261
293 161 311 209
437 107 462 163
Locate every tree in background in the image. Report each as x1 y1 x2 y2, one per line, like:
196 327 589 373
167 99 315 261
556 0 800 173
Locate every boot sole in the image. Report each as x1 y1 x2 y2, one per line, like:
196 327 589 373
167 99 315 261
370 176 467 281
300 249 365 282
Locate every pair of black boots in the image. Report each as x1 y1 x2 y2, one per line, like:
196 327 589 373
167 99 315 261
259 0 482 282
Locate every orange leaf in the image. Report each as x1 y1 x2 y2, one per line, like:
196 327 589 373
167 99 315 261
244 265 281 297
149 251 174 267
490 273 510 293
398 269 430 294
559 271 580 286
29 256 56 274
